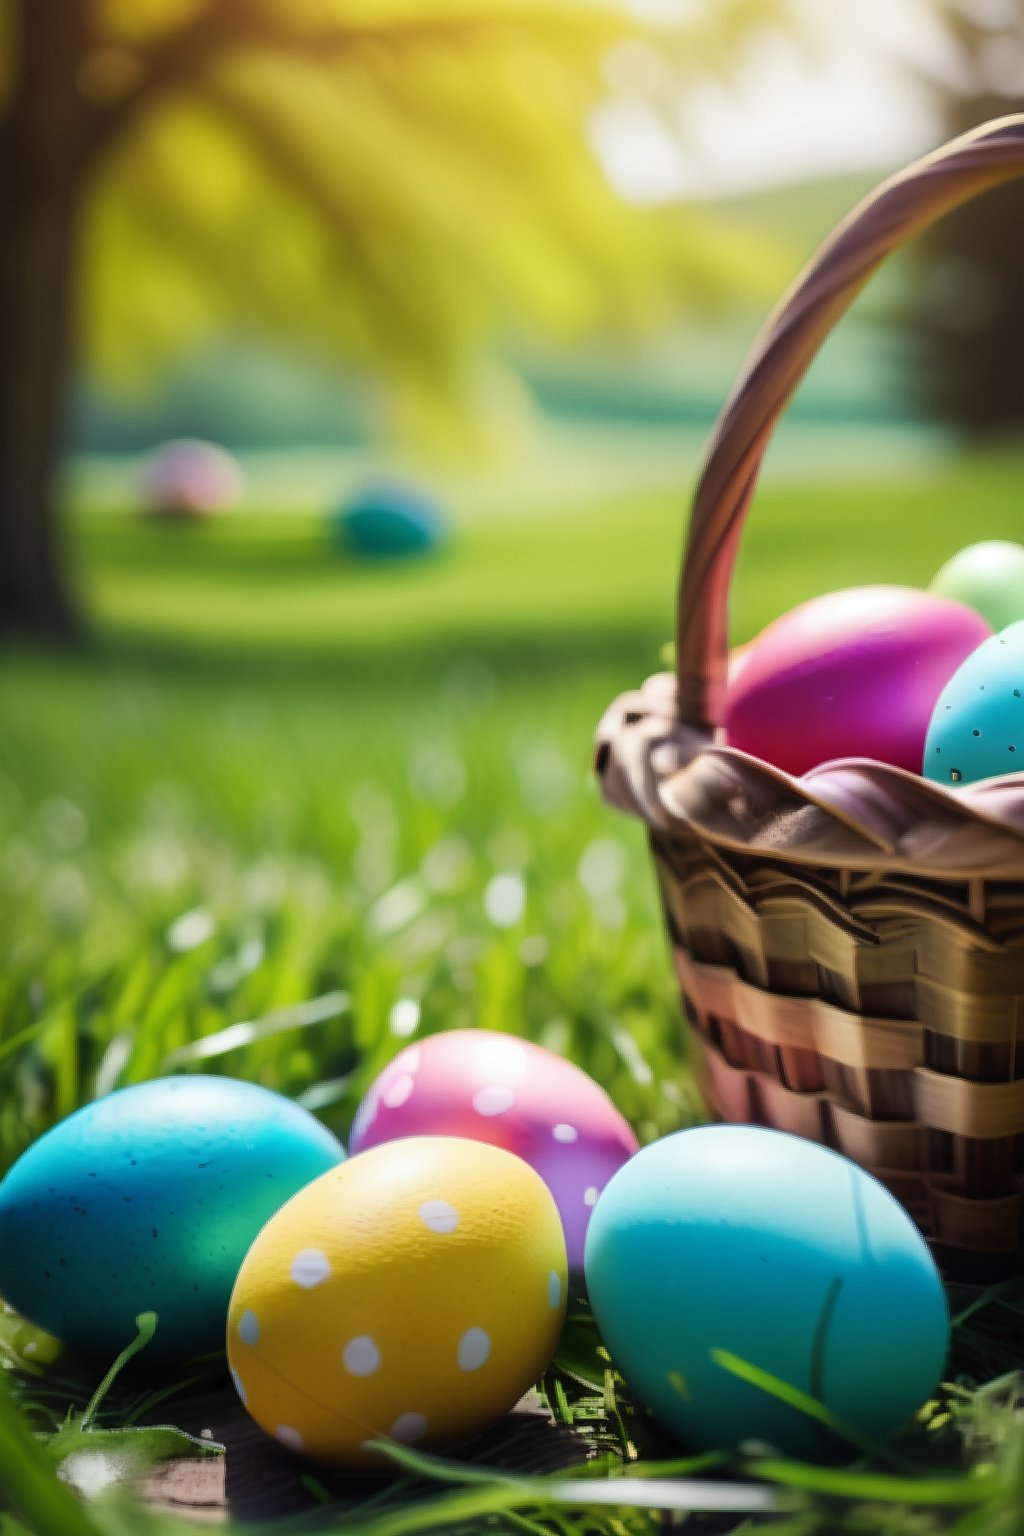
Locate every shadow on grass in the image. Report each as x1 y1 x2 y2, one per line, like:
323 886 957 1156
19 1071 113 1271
5 620 668 701
85 623 666 697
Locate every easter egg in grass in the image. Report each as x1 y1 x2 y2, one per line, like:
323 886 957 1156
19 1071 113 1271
331 480 446 560
584 1125 949 1459
929 541 1024 634
140 439 243 518
723 585 991 776
349 1030 639 1274
0 1076 344 1361
923 622 1024 786
226 1137 567 1465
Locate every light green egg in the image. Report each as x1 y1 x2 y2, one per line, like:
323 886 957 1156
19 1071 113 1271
929 541 1024 633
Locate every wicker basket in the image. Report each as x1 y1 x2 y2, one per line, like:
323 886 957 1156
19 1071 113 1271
596 115 1024 1276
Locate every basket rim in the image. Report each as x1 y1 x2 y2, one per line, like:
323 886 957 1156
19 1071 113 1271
597 673 1024 882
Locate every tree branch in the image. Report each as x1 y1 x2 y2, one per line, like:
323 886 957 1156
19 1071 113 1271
80 1 628 172
194 73 442 370
82 0 249 167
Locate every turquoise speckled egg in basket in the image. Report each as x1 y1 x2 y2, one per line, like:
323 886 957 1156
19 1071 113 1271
924 622 1024 787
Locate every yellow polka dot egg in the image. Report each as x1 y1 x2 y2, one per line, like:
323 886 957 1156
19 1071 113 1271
226 1136 568 1464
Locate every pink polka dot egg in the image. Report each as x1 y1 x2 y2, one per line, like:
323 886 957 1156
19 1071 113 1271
227 1137 567 1465
349 1030 639 1273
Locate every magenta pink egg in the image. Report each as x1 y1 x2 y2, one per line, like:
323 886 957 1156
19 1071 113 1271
722 585 991 776
349 1030 639 1273
727 642 752 686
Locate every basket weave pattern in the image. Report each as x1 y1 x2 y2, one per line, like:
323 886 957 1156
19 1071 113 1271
596 118 1024 1263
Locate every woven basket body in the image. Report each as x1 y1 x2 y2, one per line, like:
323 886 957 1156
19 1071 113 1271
596 117 1024 1270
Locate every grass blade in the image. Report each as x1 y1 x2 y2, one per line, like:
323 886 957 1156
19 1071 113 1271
746 1457 1000 1508
163 990 350 1065
711 1346 899 1465
81 1312 158 1430
0 1375 102 1536
368 1440 784 1516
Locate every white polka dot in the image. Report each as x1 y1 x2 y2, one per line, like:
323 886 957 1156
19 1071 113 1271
457 1327 491 1372
390 1411 428 1444
291 1248 331 1288
396 1044 422 1075
230 1368 248 1407
343 1335 381 1376
23 1342 37 1356
548 1270 562 1310
474 1036 527 1082
473 1085 516 1117
553 1123 578 1143
276 1425 304 1452
419 1199 458 1234
238 1309 260 1345
583 1185 599 1207
383 1073 415 1109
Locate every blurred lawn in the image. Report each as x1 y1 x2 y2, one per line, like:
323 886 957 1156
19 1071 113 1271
66 436 1022 664
3 441 1024 1173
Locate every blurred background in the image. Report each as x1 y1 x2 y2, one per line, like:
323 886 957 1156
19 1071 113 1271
2 0 1024 1154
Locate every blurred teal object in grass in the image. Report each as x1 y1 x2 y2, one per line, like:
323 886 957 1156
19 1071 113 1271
333 480 447 560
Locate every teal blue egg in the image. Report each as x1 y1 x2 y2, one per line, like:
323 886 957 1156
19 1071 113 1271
923 622 1024 786
929 541 1024 633
332 481 446 559
0 1076 343 1361
584 1126 948 1458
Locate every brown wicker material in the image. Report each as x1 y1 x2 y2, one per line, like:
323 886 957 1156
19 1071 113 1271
595 116 1024 1269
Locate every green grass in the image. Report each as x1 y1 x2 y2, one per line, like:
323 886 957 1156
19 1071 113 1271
4 445 1024 1534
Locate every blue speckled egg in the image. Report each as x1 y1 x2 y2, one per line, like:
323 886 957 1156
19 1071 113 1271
923 622 1024 786
584 1126 948 1458
332 481 446 560
0 1076 343 1361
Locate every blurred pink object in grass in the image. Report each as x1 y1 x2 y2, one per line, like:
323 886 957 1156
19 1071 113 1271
139 439 244 519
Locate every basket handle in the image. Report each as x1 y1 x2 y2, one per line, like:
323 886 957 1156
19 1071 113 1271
675 113 1024 734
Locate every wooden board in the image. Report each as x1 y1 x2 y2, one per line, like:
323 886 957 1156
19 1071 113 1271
134 1388 590 1523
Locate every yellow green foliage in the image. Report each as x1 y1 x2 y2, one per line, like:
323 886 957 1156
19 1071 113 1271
11 0 791 438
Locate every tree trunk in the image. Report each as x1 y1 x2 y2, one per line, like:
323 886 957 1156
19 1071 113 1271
908 21 1024 437
0 1 91 640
